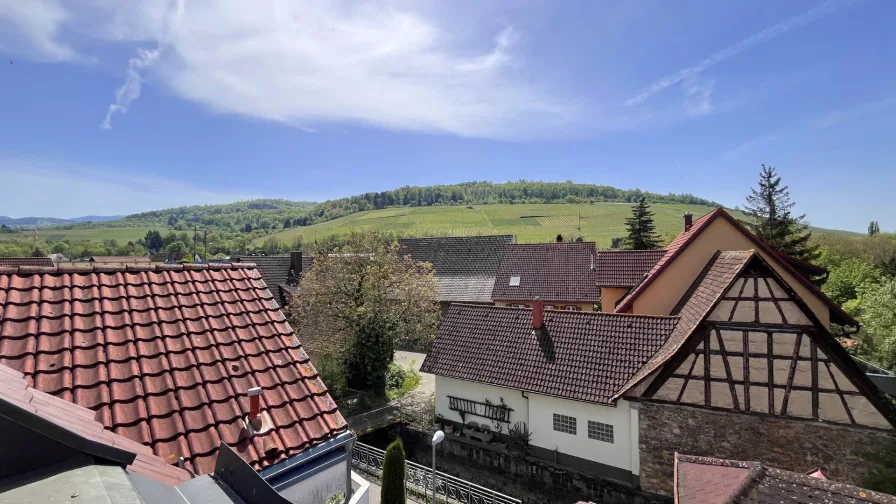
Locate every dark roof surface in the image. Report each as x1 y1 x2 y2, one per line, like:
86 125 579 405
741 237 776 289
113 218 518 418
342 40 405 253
0 263 347 476
0 364 192 486
421 304 678 403
231 255 294 288
616 250 753 399
675 454 896 504
492 242 599 302
400 235 513 303
0 257 55 267
89 256 152 263
594 250 666 287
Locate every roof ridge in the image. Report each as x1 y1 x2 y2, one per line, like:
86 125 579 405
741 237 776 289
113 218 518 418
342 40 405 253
596 249 666 253
449 303 681 320
0 263 257 274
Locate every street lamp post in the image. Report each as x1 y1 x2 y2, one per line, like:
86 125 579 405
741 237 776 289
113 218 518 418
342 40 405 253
431 430 445 504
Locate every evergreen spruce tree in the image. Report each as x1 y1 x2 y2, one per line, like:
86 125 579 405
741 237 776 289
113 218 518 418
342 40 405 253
743 164 819 262
624 197 662 250
869 221 881 237
381 438 406 504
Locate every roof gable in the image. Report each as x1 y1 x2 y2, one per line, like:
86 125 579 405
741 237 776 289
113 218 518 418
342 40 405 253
613 208 857 327
421 304 678 404
492 242 600 302
0 263 347 476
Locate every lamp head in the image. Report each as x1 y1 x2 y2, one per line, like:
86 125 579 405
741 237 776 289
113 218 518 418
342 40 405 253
432 430 445 445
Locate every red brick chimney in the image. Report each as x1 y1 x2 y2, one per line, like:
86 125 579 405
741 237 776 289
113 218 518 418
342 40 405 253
532 298 544 329
683 212 693 232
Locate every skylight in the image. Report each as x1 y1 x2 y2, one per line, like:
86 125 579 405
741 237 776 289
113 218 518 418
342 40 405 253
509 276 521 286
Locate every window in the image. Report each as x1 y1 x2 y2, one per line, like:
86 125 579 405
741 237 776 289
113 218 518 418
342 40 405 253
588 421 614 443
553 413 576 435
509 276 521 286
545 305 557 310
564 305 580 311
511 303 528 309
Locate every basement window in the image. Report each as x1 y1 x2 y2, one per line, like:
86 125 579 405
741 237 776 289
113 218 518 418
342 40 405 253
552 414 576 435
509 276 521 286
588 421 614 443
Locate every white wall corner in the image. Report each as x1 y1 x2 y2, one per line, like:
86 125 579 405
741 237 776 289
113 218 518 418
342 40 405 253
630 404 640 476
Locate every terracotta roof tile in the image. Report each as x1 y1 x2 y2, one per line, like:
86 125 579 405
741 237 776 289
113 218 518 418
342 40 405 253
0 257 55 267
675 453 896 504
420 304 678 403
492 242 599 303
615 250 754 399
0 263 347 476
400 235 514 303
0 363 192 487
594 250 666 287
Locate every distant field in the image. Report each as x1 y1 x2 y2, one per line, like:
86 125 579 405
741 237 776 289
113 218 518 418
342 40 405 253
259 203 749 248
0 227 156 244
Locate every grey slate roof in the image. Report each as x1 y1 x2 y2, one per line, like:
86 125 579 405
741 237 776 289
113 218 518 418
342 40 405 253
399 235 513 303
492 242 600 302
421 304 679 404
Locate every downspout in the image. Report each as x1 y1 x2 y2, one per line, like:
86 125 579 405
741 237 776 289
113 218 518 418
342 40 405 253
520 391 530 430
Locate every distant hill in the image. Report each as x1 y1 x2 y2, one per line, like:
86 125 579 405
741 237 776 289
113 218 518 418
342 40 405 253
70 215 124 223
0 214 124 229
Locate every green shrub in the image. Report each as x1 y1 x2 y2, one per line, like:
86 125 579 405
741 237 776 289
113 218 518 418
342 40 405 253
313 353 347 399
381 438 406 504
386 362 421 400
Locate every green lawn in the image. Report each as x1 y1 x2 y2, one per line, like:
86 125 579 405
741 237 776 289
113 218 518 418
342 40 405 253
259 203 738 248
0 227 156 244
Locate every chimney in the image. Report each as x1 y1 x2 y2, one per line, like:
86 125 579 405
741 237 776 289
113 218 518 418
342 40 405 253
683 212 693 232
532 298 544 330
290 251 303 274
556 234 563 243
248 387 262 421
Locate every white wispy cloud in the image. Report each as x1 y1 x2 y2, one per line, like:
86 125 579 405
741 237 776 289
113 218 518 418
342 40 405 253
1 1 577 140
101 47 160 130
624 0 859 107
0 155 252 217
0 0 82 62
682 76 715 116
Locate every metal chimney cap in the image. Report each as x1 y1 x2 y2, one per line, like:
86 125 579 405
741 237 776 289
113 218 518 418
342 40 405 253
248 387 263 396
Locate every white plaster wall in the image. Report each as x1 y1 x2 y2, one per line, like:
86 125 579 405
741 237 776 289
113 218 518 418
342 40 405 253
528 394 637 475
434 376 529 427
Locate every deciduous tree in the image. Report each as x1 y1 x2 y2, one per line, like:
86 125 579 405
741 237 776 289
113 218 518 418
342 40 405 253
291 230 438 395
743 165 818 262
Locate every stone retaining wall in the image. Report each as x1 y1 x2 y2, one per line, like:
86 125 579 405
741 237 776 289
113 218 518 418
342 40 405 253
638 400 893 495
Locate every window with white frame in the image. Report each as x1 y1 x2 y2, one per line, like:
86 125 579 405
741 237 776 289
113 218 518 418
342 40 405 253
545 305 557 310
564 305 579 311
587 420 614 443
552 413 576 435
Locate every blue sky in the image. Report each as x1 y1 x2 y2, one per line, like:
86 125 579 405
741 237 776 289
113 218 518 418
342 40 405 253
0 0 894 232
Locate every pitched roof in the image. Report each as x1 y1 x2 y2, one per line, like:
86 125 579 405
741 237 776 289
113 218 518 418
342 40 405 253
89 256 152 263
399 235 513 303
0 257 54 267
420 304 678 404
613 208 857 327
491 242 599 302
0 263 347 476
615 250 755 399
0 364 192 487
231 255 295 288
594 250 666 287
675 453 896 504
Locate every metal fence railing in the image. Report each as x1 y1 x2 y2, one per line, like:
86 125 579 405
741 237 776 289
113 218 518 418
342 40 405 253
346 404 402 434
351 441 521 504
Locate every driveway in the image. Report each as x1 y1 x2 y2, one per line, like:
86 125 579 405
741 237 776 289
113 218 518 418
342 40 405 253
393 350 434 427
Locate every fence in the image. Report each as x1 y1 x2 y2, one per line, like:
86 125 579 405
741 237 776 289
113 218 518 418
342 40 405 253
352 441 521 504
346 404 402 434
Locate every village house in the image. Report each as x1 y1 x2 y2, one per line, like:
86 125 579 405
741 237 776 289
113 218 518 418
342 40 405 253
232 251 314 307
0 257 55 268
422 208 894 497
399 235 514 315
0 262 366 504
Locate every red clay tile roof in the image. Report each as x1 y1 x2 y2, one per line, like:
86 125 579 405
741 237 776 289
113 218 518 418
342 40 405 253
613 208 857 327
615 250 754 400
675 453 896 504
89 256 152 263
420 304 678 404
594 250 666 287
0 263 347 476
0 257 55 267
0 363 192 486
492 242 599 303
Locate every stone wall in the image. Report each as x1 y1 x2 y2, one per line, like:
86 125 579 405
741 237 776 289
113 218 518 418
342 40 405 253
382 425 668 504
638 400 893 495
